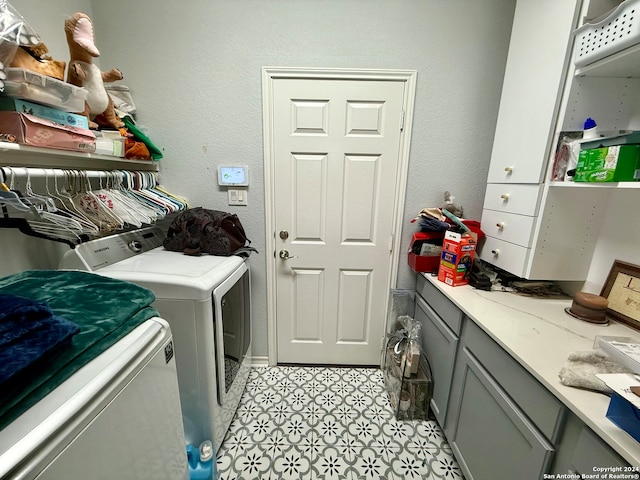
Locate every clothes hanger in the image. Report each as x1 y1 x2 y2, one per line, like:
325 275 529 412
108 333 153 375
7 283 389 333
112 171 159 224
94 172 143 228
48 170 100 236
70 171 124 233
120 170 165 220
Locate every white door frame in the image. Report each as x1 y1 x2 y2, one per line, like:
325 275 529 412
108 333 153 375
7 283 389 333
262 67 417 366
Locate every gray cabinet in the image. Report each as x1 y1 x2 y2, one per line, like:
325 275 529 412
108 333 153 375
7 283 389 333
414 275 633 477
414 274 462 426
551 412 628 475
414 295 457 426
444 320 560 480
446 347 554 480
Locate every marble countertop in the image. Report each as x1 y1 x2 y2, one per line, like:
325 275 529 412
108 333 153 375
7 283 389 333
420 273 640 465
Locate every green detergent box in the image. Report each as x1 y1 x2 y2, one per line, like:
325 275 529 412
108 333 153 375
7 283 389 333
574 145 640 182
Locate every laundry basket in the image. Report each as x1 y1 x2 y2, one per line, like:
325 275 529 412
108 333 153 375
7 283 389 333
573 0 640 68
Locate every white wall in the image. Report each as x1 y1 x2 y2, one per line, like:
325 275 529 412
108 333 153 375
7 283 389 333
584 189 640 293
7 0 516 359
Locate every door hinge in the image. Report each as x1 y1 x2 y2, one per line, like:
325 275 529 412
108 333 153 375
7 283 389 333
389 234 394 252
400 111 405 131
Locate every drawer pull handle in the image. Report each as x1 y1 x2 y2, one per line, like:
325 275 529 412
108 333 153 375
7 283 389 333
500 194 510 200
491 249 500 256
504 166 514 172
496 222 505 229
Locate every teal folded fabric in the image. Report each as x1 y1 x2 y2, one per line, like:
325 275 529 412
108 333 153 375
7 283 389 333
0 270 159 430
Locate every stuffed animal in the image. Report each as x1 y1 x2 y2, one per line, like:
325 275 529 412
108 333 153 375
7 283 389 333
64 12 124 129
442 191 464 218
10 44 66 80
0 2 65 86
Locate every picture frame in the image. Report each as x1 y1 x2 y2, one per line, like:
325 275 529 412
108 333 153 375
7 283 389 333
600 260 640 331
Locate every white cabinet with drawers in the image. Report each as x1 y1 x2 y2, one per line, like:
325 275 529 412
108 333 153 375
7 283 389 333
480 0 640 280
479 0 581 278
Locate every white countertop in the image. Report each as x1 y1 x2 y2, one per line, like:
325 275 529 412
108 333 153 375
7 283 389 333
421 273 640 466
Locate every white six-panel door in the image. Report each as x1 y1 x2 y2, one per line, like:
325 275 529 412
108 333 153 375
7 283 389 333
268 74 409 365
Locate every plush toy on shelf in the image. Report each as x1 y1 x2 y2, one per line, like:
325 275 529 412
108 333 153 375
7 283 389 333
0 1 66 85
64 12 124 129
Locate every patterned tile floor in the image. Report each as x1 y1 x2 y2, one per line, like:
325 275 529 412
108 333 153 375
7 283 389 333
216 365 465 480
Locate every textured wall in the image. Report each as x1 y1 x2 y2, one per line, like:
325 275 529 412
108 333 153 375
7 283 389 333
12 0 516 360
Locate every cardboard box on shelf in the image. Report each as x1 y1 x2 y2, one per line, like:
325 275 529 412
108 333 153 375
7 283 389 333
574 145 640 182
437 230 476 287
0 112 95 153
0 97 89 129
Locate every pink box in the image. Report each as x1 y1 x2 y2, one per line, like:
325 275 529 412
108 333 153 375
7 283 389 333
0 112 95 153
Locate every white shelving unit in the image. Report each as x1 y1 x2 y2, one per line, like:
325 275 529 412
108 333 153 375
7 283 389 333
480 0 640 281
575 42 640 77
0 142 159 172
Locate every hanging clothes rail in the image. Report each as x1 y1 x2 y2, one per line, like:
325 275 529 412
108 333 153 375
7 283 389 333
0 167 158 184
0 167 189 247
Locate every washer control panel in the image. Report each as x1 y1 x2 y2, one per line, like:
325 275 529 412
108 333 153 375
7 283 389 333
60 226 166 271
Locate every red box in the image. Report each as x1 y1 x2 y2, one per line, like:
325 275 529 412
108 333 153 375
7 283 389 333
437 231 476 286
0 112 95 153
407 232 444 273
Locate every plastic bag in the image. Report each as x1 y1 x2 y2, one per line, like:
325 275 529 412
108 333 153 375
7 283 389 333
105 85 137 117
0 1 42 91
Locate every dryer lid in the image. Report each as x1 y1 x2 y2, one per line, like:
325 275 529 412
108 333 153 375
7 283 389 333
99 249 246 300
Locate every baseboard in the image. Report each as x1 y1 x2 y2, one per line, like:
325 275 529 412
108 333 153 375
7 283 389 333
250 356 270 367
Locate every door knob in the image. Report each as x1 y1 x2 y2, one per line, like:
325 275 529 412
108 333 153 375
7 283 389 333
279 230 289 240
279 250 298 260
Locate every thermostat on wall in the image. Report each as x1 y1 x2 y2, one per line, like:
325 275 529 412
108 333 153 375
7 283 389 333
218 165 249 186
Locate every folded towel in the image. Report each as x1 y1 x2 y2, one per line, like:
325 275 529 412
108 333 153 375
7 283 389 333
0 293 53 347
559 350 632 393
0 294 80 391
0 293 51 323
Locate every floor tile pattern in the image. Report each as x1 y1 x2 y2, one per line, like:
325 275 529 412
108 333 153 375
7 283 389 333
216 366 464 480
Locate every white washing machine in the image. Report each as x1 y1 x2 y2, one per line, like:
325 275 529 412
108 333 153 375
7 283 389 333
0 318 189 480
60 226 252 452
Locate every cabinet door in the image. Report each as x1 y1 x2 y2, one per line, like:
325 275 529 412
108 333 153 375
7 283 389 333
415 295 458 427
446 347 554 480
551 412 629 474
486 0 581 184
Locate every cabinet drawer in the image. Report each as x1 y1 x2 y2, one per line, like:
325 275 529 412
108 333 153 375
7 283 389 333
448 347 554 480
483 183 542 216
463 320 565 443
415 295 459 426
481 209 536 247
415 274 463 335
478 236 529 278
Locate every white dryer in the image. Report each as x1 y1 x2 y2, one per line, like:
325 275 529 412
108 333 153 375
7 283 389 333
60 226 252 452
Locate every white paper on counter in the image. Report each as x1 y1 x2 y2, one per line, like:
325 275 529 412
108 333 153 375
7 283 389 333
598 373 640 408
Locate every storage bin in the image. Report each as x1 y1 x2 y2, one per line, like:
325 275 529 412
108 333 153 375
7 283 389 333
2 68 88 113
408 232 445 274
574 0 640 68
